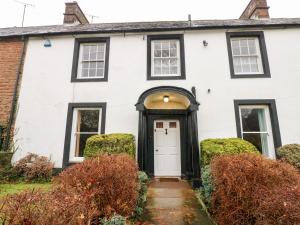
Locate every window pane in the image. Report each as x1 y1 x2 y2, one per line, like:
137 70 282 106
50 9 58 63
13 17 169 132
96 62 104 69
96 68 104 77
241 108 267 132
162 42 169 50
154 49 162 57
89 69 96 77
78 110 99 132
170 66 178 74
162 49 169 57
170 48 177 57
90 62 96 69
82 45 90 61
75 133 95 157
81 68 89 77
243 133 263 153
242 64 250 73
170 59 177 66
156 122 163 128
154 66 161 75
232 46 240 55
154 42 161 50
170 41 177 49
233 57 242 73
154 59 162 75
243 133 269 154
169 122 177 128
248 40 257 55
97 51 105 60
162 59 169 74
251 64 259 73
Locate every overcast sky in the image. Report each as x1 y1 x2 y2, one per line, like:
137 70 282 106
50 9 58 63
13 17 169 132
0 0 299 28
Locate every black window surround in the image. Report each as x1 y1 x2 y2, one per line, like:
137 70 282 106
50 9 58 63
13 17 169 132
234 99 282 156
62 102 107 167
71 37 110 82
147 34 186 80
226 31 271 78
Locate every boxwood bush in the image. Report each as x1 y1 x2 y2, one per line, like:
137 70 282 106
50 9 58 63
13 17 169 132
84 133 135 158
200 138 259 166
277 144 300 169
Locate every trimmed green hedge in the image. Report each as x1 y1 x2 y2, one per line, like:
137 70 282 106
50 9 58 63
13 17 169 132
200 138 259 166
84 133 135 158
277 144 300 169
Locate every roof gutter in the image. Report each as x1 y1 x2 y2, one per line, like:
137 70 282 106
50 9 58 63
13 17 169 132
4 36 27 152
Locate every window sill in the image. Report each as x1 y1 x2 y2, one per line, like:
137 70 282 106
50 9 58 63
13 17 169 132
69 157 84 163
147 75 186 80
71 77 108 82
231 73 271 79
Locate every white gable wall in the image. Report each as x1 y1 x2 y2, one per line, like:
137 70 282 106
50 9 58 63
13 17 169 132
14 28 300 167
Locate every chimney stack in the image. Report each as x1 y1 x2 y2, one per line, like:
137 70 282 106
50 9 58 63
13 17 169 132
63 1 89 25
240 0 270 20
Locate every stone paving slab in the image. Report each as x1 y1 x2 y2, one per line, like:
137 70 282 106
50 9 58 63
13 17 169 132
141 180 214 225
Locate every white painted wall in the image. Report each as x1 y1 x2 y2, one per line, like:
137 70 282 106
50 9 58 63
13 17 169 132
14 28 300 167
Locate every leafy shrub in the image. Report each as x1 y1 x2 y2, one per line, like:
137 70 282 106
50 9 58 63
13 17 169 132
0 165 21 183
200 138 259 166
199 165 213 208
13 153 54 182
277 144 300 169
54 154 139 219
84 134 135 158
133 171 149 219
210 153 300 225
100 214 126 225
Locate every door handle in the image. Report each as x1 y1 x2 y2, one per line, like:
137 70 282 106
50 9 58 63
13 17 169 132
155 149 159 152
165 129 168 135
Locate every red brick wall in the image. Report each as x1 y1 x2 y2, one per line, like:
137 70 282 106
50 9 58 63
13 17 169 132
0 39 24 127
240 0 270 19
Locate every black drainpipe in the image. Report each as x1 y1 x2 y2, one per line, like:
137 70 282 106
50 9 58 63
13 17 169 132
4 36 27 151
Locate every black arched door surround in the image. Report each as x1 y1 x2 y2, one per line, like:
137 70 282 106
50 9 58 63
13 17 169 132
135 86 201 188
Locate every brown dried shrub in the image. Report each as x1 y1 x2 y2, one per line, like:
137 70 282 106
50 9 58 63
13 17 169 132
210 153 300 225
13 153 54 182
0 190 99 225
54 153 139 218
0 154 139 224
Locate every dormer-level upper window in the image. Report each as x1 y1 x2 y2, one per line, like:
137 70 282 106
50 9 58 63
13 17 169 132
226 32 270 78
71 38 110 82
147 35 186 80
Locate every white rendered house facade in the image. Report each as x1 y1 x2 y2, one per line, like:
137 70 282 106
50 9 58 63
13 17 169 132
1 0 299 185
10 25 299 165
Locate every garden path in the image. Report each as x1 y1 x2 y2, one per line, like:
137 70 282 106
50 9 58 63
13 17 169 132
141 179 213 225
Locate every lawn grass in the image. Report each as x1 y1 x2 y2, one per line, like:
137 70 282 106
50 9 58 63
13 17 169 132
0 182 52 197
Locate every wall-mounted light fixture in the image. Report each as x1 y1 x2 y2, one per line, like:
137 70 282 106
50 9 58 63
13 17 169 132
163 96 169 103
203 40 208 47
44 39 52 47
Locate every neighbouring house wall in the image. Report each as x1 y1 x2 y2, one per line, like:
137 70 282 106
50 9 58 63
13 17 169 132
14 28 300 167
0 39 25 149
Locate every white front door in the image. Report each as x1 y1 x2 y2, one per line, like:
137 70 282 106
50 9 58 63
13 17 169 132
154 120 181 177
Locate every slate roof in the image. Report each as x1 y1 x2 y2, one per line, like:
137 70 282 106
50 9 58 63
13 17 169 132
1 18 300 38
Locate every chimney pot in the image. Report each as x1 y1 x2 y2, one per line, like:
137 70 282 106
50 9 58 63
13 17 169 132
240 0 270 20
63 1 89 25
